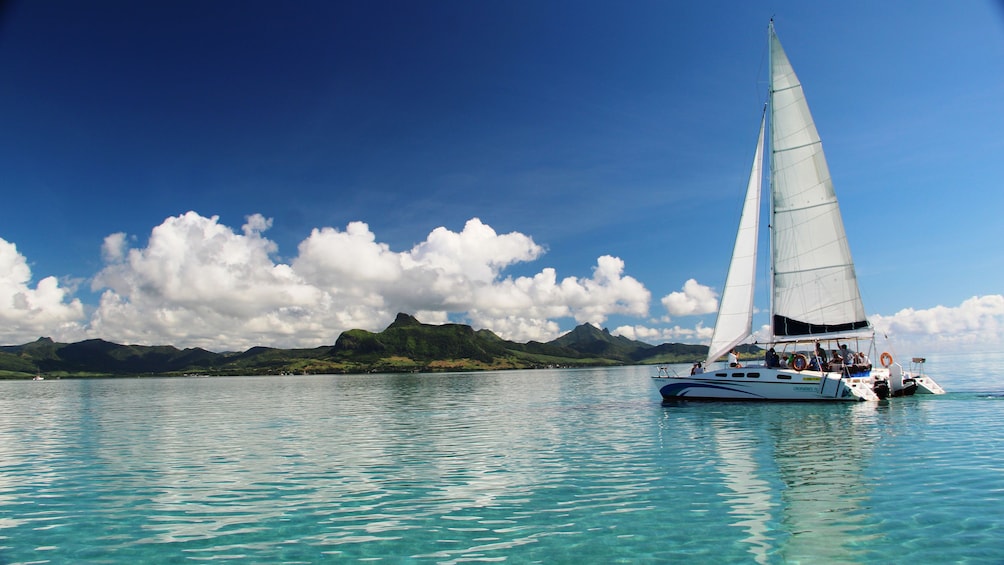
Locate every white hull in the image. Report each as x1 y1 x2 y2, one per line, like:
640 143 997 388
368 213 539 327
655 363 945 402
655 367 883 401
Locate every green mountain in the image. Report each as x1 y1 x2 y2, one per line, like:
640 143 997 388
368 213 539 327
550 323 652 362
331 313 513 367
0 313 754 378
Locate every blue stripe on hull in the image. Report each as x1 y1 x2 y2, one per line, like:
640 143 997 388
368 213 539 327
654 377 865 401
659 381 767 400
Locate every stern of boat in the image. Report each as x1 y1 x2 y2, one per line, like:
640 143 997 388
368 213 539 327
909 357 946 394
912 375 946 394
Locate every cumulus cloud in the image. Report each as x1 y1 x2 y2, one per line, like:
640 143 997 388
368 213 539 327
613 321 713 344
870 295 1004 353
408 219 544 282
660 278 718 318
82 212 652 348
101 232 129 263
90 212 326 348
466 255 650 340
0 237 86 344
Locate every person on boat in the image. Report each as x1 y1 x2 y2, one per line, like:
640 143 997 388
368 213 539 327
838 343 855 365
814 342 828 364
765 348 781 368
728 349 741 368
855 351 871 369
694 362 704 374
828 351 844 372
808 353 821 371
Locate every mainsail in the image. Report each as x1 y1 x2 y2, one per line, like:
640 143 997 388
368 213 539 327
768 22 869 338
706 113 765 366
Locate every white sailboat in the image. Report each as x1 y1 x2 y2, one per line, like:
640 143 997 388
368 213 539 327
654 21 945 401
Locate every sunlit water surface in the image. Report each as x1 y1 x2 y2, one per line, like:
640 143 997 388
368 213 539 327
1 354 1002 563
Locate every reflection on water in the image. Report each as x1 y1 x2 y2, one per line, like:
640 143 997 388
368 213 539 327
769 404 883 564
1 361 1003 563
663 401 885 564
712 422 775 564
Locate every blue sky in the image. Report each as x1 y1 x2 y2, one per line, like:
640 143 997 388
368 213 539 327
2 1 1003 353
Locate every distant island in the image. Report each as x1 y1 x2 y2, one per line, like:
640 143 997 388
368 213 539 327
0 313 761 379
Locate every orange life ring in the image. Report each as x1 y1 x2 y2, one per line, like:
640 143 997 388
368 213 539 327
792 353 808 372
880 352 894 368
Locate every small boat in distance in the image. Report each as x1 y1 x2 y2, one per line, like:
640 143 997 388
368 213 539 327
33 373 44 381
654 21 945 402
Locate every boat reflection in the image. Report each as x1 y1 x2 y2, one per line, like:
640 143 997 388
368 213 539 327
712 423 775 564
665 401 885 563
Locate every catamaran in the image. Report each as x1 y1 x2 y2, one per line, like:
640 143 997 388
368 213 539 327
654 21 946 401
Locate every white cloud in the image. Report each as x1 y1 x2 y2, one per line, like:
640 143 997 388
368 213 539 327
81 212 652 348
89 212 327 349
752 323 773 345
465 255 651 342
870 295 1004 353
660 278 718 318
468 315 562 343
613 321 713 344
408 218 544 282
101 232 128 263
0 237 86 344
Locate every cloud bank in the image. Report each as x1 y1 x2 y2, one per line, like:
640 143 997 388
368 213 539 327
3 212 650 349
2 212 1002 354
870 296 1004 353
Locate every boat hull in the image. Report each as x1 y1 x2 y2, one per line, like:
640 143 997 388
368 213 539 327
653 367 880 401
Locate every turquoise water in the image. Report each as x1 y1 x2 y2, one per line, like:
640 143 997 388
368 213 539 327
1 355 1001 564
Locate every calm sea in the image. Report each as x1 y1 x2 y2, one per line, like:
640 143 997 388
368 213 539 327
1 353 1002 564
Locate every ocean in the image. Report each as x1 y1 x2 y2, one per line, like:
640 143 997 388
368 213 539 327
1 353 1001 563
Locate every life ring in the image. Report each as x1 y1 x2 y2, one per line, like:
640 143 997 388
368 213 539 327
880 352 894 368
792 353 808 372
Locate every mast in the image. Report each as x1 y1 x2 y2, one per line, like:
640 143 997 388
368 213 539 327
767 19 777 342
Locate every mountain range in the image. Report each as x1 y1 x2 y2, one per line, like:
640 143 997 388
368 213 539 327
0 313 759 378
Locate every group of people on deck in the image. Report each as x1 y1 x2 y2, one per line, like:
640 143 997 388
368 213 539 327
763 342 871 371
692 343 873 374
